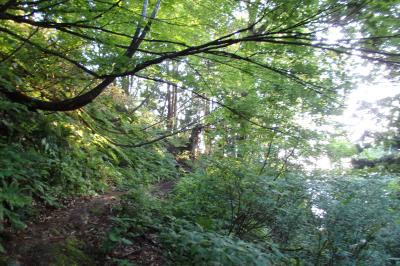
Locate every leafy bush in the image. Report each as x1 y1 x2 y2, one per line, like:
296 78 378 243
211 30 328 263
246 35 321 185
160 220 276 266
105 155 400 265
171 157 310 242
305 173 400 265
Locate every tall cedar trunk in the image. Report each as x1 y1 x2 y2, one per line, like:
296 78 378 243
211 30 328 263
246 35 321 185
166 83 173 131
201 61 213 155
172 84 178 131
188 124 203 160
204 97 212 155
166 63 178 132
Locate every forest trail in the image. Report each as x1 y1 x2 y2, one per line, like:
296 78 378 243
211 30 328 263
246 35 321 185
4 189 125 265
3 181 176 266
151 180 176 198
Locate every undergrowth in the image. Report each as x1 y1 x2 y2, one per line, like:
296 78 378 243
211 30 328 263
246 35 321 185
108 157 400 265
1 93 399 265
0 93 177 251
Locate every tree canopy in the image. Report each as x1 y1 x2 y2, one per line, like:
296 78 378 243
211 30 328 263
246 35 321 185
1 0 398 113
0 0 399 265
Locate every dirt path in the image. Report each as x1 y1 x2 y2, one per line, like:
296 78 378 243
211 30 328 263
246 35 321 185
2 180 177 266
151 180 176 198
3 190 126 265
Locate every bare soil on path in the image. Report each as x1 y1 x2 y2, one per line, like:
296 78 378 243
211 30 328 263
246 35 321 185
1 181 176 266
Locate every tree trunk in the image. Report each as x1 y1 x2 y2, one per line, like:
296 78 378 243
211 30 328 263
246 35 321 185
1 77 115 111
166 83 173 131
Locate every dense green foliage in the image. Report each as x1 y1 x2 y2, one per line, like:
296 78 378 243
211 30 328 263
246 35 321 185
0 0 399 265
108 159 399 265
0 92 176 245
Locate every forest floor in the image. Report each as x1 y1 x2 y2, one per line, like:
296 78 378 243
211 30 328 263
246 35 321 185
2 181 176 266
